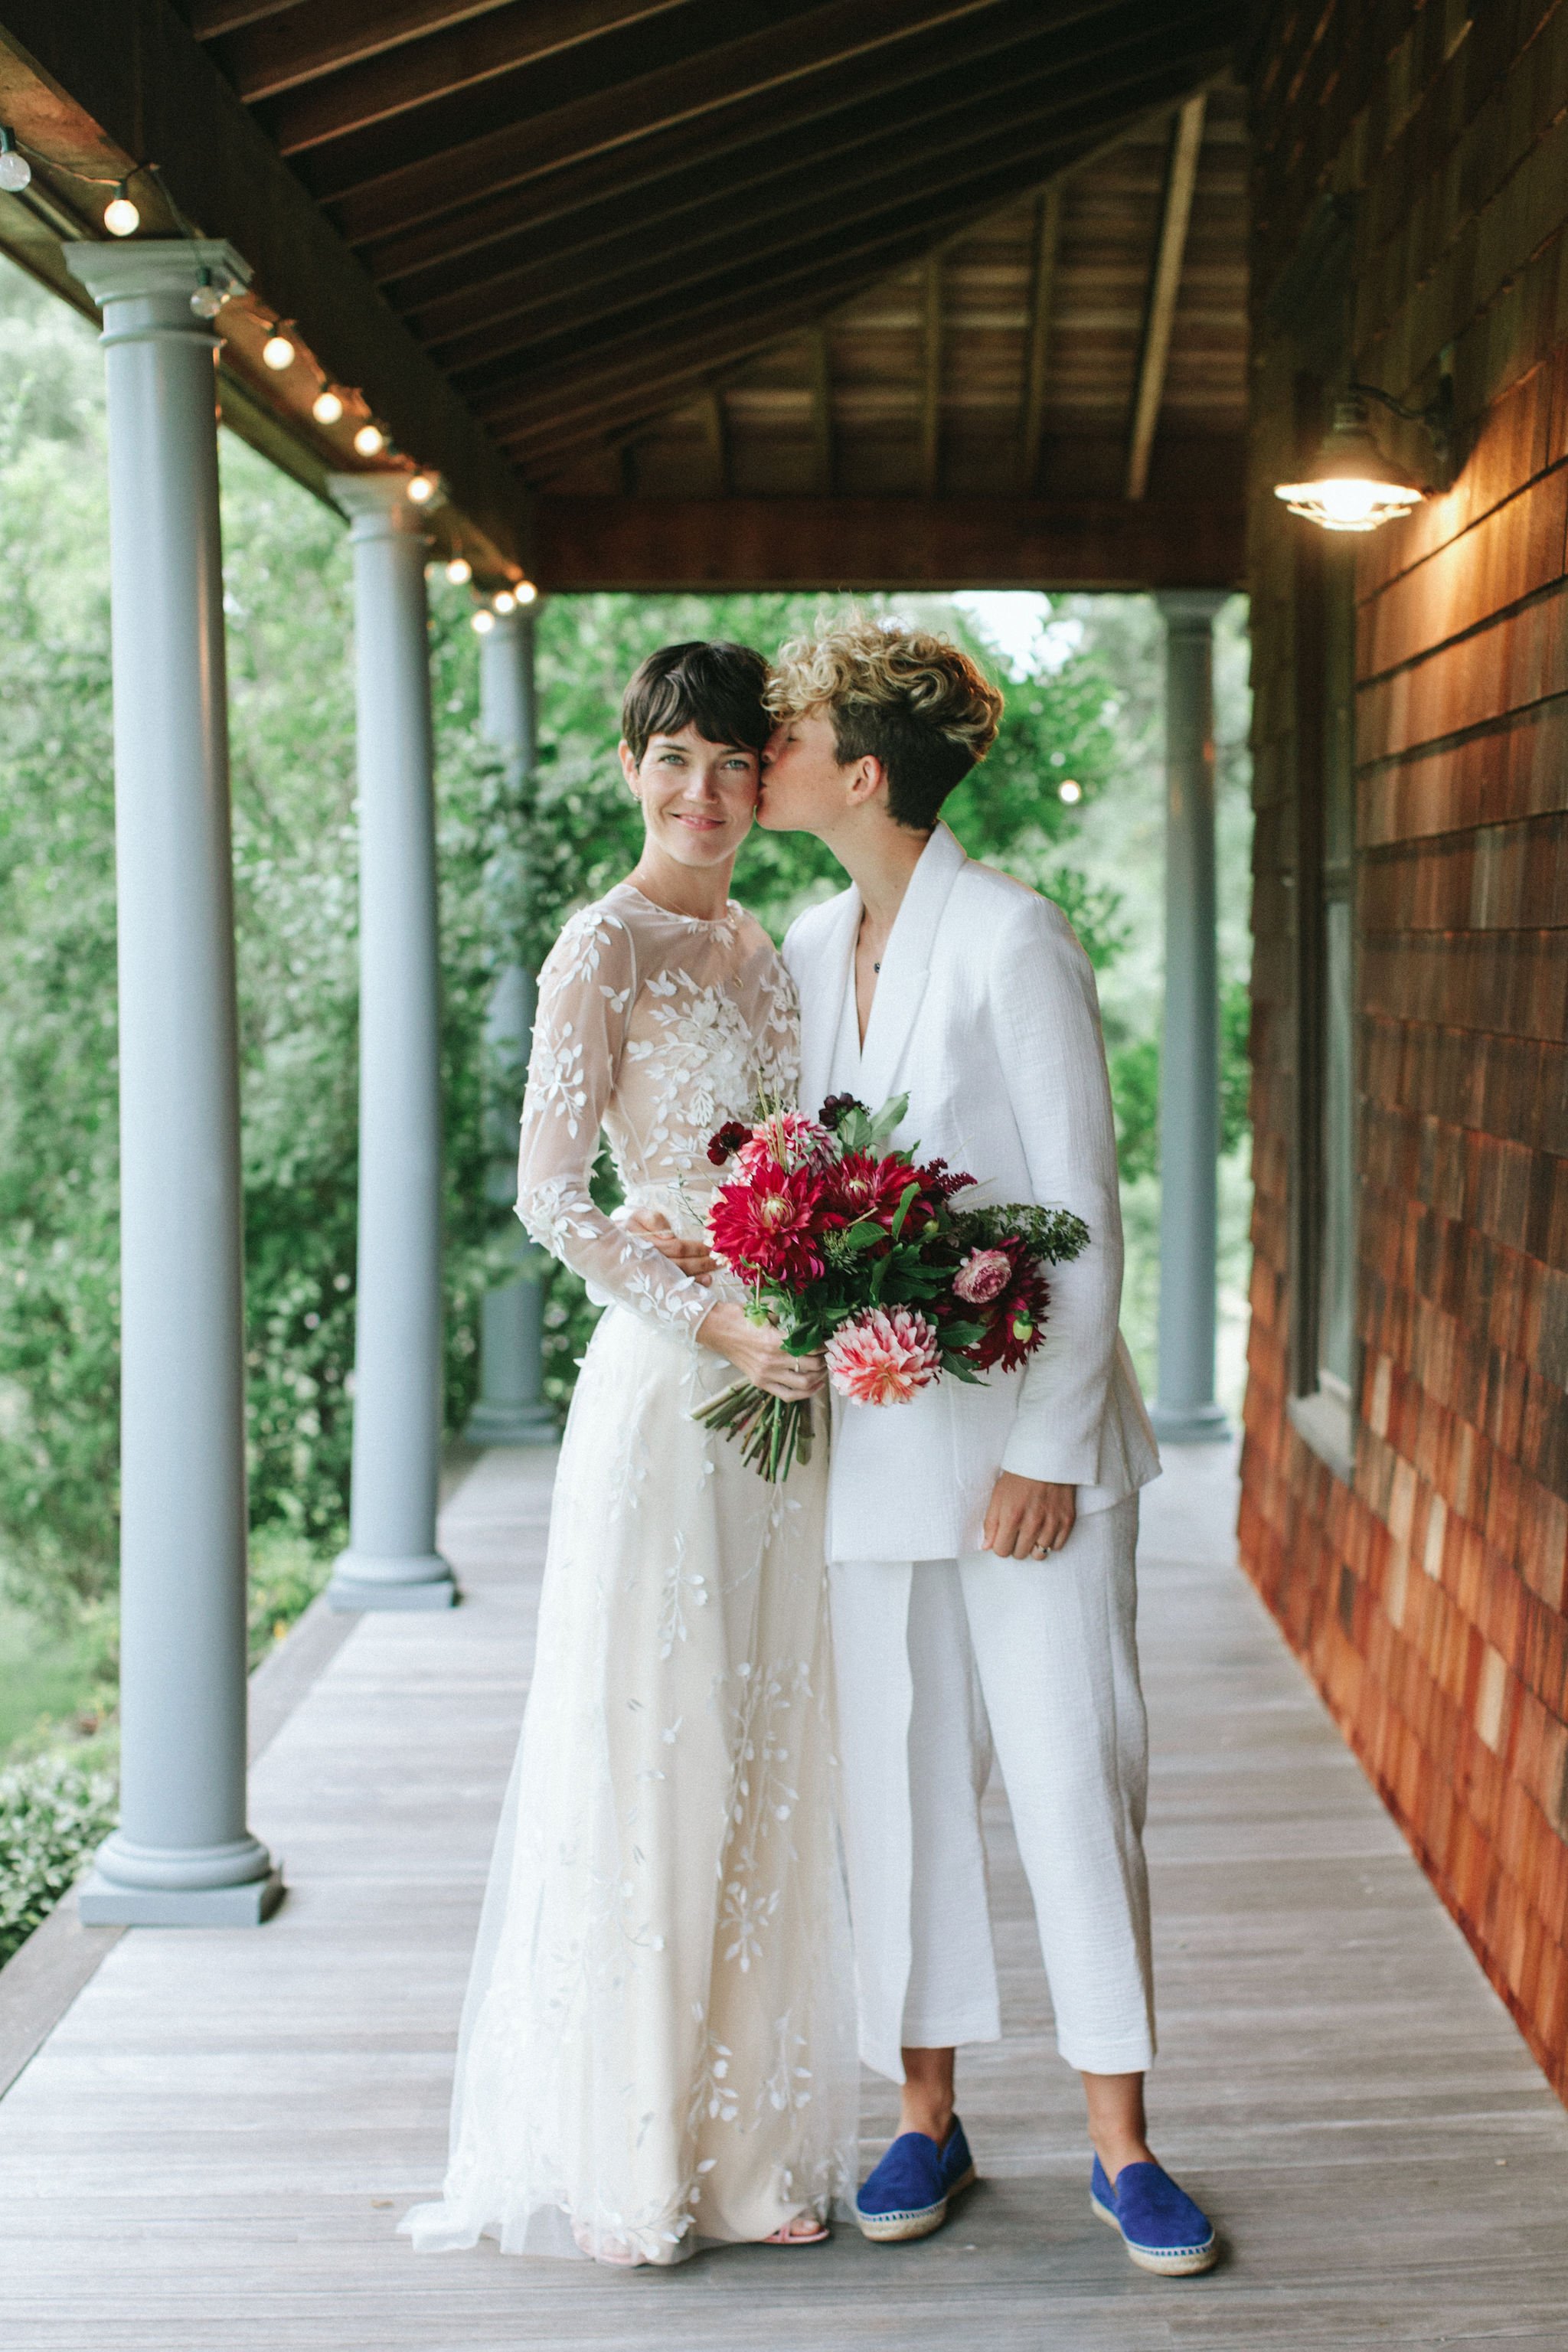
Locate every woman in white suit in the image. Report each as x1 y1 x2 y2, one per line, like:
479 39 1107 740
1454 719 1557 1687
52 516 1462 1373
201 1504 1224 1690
750 619 1216 2277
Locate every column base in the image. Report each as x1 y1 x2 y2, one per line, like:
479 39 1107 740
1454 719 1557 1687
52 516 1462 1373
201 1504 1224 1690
462 1397 557 1446
1149 1400 1233 1445
78 1865 284 1929
325 1549 458 1612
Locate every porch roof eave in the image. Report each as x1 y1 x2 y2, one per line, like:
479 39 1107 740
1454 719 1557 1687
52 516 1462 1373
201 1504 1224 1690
0 0 533 579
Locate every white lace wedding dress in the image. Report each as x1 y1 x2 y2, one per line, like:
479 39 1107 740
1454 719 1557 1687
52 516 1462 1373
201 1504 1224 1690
402 883 856 2265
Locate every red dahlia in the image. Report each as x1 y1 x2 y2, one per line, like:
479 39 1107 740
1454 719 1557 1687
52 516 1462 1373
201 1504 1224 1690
827 1152 921 1228
707 1161 828 1284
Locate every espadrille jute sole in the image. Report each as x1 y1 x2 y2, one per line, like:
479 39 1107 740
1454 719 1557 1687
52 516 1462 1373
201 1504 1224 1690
1090 2189 1217 2275
854 2161 977 2243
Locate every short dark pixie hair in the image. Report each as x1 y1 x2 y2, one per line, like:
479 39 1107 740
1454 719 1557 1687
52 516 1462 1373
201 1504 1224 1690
620 640 772 765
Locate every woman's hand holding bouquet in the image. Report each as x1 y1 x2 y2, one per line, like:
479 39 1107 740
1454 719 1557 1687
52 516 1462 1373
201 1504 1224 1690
692 1094 1089 1479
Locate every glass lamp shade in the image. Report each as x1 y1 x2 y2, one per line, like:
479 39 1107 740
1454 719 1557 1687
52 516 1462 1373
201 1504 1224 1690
1275 395 1426 532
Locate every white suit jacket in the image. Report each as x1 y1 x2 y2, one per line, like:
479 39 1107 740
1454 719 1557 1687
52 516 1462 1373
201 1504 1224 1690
783 822 1159 1563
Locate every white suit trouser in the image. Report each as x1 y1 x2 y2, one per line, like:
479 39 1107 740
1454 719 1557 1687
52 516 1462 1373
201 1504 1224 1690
831 1494 1155 2081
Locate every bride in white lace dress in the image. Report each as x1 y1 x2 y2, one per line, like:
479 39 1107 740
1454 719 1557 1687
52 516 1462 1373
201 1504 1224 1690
403 644 856 2268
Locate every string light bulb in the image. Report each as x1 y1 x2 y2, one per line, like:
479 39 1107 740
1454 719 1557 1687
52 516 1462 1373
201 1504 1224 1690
261 328 296 372
0 129 32 193
493 590 516 615
353 423 386 457
514 580 538 604
312 388 344 426
103 183 140 237
1058 778 1083 805
189 269 226 322
407 472 435 504
445 557 472 584
471 609 496 636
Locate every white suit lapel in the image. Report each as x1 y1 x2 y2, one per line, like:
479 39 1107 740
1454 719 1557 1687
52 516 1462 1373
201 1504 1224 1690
858 824 967 1111
797 887 859 1118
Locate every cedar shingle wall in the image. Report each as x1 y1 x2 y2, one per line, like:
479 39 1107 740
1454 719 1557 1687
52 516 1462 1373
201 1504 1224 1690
1242 0 1568 2097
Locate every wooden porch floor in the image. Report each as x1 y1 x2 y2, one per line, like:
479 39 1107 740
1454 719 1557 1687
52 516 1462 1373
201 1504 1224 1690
2 1442 1566 2350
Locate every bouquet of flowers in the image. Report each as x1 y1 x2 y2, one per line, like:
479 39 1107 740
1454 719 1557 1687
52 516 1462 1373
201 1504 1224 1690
693 1093 1089 1478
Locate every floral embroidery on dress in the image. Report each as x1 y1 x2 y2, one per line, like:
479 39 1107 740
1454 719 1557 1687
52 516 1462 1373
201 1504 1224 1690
514 886 803 1339
402 882 855 2272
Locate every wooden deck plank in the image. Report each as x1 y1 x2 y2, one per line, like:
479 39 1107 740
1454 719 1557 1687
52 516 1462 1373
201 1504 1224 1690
2 1441 1566 2349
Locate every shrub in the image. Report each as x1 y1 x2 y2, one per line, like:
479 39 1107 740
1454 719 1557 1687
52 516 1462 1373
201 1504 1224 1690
0 1750 118 1967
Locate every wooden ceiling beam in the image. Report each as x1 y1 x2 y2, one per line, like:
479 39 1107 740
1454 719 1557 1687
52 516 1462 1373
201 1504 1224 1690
1020 184 1063 493
188 1 299 34
444 57 1225 396
701 390 730 498
403 12 1210 349
422 95 1096 367
486 76 1230 468
0 0 531 564
207 0 672 107
315 0 1063 236
258 0 725 152
1125 90 1206 501
357 0 1132 286
455 149 1067 414
809 330 834 496
530 493 1246 592
921 255 943 498
405 65 1041 335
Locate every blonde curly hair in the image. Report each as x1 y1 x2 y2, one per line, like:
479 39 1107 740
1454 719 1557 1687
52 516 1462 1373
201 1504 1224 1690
766 613 1004 830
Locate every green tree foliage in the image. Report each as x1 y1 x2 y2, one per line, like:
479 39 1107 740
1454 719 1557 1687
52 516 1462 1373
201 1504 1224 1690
0 288 119 1621
0 256 1254 1660
0 265 505 1621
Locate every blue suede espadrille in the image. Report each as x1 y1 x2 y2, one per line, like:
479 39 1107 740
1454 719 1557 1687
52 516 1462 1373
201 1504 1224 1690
853 2116 977 2243
1090 2155 1217 2275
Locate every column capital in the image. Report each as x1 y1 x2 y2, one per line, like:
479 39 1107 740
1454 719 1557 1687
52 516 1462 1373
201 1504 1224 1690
1155 587 1229 630
64 239 251 315
328 470 436 545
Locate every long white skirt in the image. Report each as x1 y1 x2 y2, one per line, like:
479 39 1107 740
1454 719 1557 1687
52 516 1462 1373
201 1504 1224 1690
403 1297 857 2264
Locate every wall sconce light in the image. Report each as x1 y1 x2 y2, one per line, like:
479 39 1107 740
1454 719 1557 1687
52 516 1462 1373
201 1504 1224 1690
1276 377 1454 533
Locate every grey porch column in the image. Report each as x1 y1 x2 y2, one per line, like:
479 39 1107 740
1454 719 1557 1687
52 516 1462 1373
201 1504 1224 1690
65 240 280 1925
1150 590 1231 1444
326 475 455 1609
466 606 555 1443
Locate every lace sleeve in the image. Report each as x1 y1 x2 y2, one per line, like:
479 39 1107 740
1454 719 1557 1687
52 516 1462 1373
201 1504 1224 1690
514 906 715 1337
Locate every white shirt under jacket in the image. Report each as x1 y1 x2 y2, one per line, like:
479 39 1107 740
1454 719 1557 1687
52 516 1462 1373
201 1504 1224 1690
782 822 1159 1564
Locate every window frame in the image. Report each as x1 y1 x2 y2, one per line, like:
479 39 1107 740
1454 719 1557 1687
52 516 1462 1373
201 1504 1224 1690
1287 450 1360 1484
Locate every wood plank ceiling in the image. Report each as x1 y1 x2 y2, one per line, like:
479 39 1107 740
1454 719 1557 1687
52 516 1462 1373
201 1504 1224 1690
4 0 1251 586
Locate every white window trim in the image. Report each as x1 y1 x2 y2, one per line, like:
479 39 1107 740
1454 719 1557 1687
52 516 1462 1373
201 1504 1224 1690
1289 1371 1354 1484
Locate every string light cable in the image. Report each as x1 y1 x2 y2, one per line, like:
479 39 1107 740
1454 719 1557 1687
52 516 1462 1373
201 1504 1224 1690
0 128 436 485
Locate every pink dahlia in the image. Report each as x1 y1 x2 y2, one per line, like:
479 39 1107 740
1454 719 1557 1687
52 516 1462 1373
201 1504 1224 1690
737 1109 831 1175
953 1246 1012 1305
707 1161 827 1284
826 1306 942 1406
